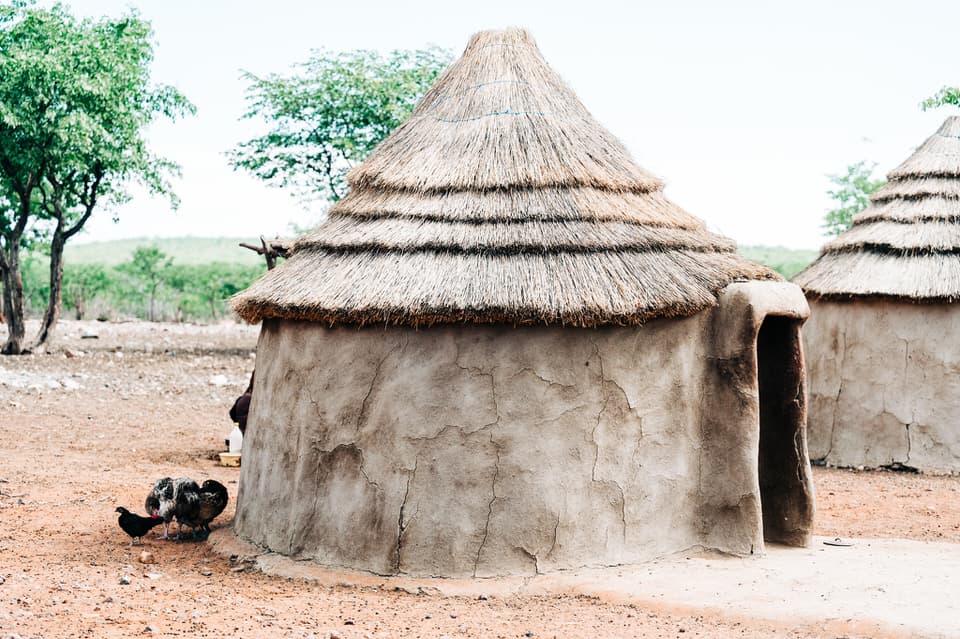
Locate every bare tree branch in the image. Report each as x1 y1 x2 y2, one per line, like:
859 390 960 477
64 170 103 240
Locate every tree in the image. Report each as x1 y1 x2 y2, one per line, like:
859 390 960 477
63 264 109 320
167 262 264 321
823 161 886 236
229 47 451 203
122 246 172 322
921 86 960 111
0 2 193 354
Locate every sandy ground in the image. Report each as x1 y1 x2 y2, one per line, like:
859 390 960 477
218 534 960 638
0 319 958 639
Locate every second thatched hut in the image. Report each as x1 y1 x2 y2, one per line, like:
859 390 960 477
796 116 960 473
231 28 815 577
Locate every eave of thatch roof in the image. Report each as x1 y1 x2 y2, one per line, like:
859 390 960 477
233 249 774 327
795 116 960 302
233 28 778 327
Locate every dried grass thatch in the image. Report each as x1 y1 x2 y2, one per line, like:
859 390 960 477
233 28 776 327
795 116 960 302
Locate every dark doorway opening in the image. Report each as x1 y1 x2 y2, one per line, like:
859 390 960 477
757 315 813 546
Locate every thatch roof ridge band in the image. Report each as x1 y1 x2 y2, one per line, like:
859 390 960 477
856 197 960 223
822 219 960 252
819 245 960 257
871 178 960 202
295 217 737 253
328 187 703 226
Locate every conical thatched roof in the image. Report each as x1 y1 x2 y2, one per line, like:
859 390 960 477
795 116 960 302
233 28 776 327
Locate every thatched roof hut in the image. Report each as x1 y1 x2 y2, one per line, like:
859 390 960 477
232 28 814 577
796 116 960 472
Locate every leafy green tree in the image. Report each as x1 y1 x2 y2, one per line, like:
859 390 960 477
921 86 960 111
0 2 193 353
823 161 886 236
229 47 451 202
167 262 264 321
122 246 172 322
63 263 110 320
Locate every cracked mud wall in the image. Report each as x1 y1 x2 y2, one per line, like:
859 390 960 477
234 282 812 577
805 299 960 473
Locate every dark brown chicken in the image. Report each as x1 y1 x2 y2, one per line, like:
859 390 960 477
193 479 228 537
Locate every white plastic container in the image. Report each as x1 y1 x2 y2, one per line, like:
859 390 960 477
229 423 243 453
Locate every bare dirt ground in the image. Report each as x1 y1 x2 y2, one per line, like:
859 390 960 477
1 319 958 639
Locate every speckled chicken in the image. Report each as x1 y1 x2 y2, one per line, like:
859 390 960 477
144 476 201 540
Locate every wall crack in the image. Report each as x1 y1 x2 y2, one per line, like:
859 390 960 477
356 344 400 436
395 457 418 573
822 327 847 462
473 437 501 577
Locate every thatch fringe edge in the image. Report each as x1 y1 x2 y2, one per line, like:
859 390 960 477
234 296 727 328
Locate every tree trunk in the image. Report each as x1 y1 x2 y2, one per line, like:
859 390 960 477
1 244 27 355
33 172 100 348
33 231 65 349
0 171 36 355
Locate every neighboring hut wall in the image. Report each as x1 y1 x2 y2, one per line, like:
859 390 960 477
235 282 812 577
805 299 960 473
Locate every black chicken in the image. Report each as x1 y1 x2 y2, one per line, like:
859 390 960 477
115 507 163 546
145 477 201 540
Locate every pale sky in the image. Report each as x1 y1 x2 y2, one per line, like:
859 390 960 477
62 0 960 249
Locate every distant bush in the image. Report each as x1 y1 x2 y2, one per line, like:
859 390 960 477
64 264 112 320
20 246 266 323
167 263 265 321
738 246 817 280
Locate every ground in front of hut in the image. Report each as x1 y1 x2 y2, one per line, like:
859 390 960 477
1 320 958 639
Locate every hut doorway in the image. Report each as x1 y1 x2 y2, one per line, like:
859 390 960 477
756 314 812 546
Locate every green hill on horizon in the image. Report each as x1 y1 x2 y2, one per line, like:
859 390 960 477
738 245 818 279
64 236 269 266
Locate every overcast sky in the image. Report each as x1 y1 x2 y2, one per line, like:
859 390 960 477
61 0 960 249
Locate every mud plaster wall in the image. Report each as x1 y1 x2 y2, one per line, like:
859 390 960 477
235 282 812 577
805 299 960 473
